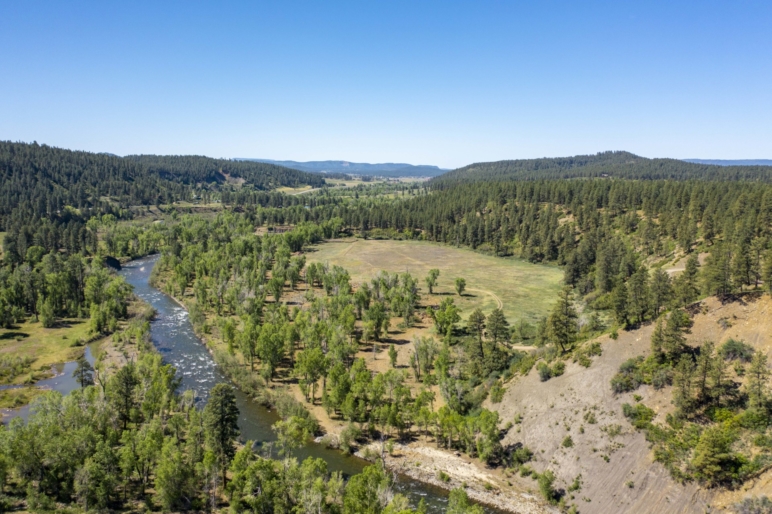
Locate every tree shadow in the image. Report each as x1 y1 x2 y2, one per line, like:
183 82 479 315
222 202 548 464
0 331 29 340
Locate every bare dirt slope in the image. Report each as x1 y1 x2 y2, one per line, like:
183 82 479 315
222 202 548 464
489 294 772 514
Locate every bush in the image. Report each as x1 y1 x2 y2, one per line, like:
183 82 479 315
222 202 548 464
537 470 559 504
611 357 644 393
734 496 772 514
622 403 655 429
562 435 574 448
510 446 534 466
551 361 566 377
537 362 552 382
719 338 755 363
651 367 673 389
339 423 361 454
490 381 505 403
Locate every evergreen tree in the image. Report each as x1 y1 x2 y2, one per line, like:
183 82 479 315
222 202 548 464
746 351 770 410
203 384 240 489
650 267 672 317
486 309 509 345
547 287 578 353
73 357 95 388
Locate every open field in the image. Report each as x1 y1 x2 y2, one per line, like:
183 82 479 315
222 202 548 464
307 239 563 323
0 318 92 385
276 185 315 194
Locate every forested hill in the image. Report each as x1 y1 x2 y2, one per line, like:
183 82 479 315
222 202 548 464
128 155 326 188
0 141 324 261
0 141 185 224
431 151 772 186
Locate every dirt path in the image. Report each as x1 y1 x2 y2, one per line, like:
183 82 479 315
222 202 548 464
467 287 504 309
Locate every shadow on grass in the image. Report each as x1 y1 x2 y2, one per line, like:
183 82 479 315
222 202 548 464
0 331 29 340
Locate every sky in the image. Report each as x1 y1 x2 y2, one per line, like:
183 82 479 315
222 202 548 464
1 1 770 169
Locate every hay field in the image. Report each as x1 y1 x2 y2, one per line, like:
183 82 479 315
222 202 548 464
308 239 563 323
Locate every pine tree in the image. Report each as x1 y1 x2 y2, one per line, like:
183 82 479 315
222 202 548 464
694 342 714 405
673 355 695 415
204 384 240 489
663 309 691 360
650 267 672 317
486 308 509 345
627 266 651 324
650 317 666 360
746 351 770 410
547 287 578 353
611 282 628 327
709 351 729 408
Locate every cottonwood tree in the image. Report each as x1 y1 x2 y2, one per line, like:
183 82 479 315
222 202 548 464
424 268 440 294
454 277 466 296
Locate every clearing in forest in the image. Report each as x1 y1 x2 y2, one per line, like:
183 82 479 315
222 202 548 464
308 239 563 323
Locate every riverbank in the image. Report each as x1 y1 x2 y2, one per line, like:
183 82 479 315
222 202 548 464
359 441 553 514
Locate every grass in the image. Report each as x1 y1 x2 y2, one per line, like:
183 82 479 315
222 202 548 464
307 239 563 323
276 185 315 194
0 386 46 409
0 318 92 384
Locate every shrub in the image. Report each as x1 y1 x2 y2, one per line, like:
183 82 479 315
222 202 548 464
622 403 655 429
510 446 534 466
719 338 755 363
537 470 559 504
734 496 772 514
562 436 574 448
339 423 361 454
651 367 673 389
490 381 505 403
537 362 552 382
611 357 644 393
551 361 566 377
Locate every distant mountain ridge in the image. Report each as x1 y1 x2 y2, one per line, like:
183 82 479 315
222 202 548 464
237 158 447 177
683 159 772 166
430 151 772 186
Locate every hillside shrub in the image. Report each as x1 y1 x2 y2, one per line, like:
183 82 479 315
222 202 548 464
622 403 655 429
490 381 505 403
537 362 552 382
611 357 644 393
719 338 754 362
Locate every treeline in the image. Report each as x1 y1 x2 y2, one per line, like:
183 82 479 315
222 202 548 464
0 251 132 336
0 141 326 262
127 154 325 189
242 178 772 312
432 151 772 186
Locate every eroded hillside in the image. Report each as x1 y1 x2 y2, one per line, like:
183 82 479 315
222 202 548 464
488 294 772 513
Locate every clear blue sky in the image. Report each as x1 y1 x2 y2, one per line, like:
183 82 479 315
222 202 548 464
1 1 770 168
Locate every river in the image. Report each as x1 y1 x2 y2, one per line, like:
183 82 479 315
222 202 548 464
120 255 488 513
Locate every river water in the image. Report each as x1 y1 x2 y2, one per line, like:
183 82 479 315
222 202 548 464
120 255 484 513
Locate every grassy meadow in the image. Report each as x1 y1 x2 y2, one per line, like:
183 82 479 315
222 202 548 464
0 318 92 385
307 239 563 323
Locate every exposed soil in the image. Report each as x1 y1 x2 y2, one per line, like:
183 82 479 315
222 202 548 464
488 294 772 513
